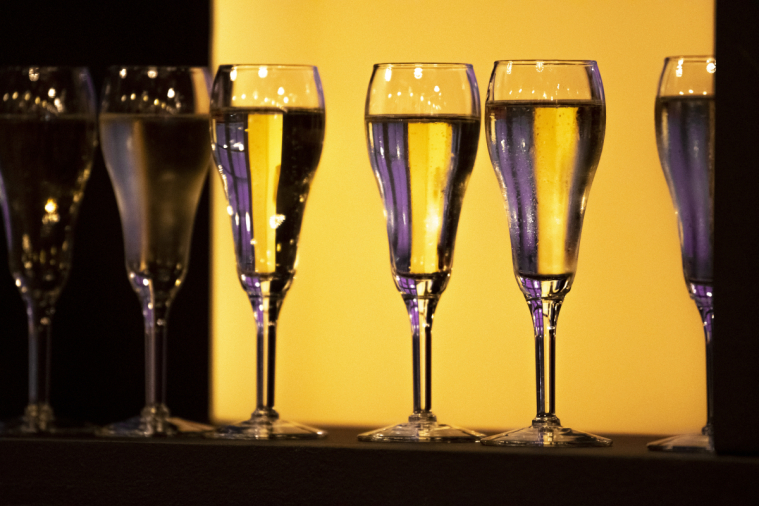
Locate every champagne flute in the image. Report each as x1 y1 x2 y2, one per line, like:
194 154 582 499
208 65 326 439
359 63 484 443
0 67 97 434
648 56 715 453
482 60 610 447
97 66 212 437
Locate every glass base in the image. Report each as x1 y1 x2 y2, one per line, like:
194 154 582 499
358 413 484 443
0 403 95 436
207 410 327 440
481 419 612 447
647 432 714 453
96 404 212 438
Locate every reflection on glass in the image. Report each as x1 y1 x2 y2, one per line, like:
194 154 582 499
0 66 97 434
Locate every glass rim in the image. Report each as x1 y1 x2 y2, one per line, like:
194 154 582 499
493 60 597 66
216 64 318 71
663 55 715 63
372 62 473 69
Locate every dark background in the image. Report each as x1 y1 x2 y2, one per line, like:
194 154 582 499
0 0 211 425
714 0 759 455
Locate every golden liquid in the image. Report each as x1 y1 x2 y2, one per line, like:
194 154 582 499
407 122 453 274
212 108 325 293
366 116 480 280
486 101 605 278
100 114 212 294
533 106 580 274
247 113 283 274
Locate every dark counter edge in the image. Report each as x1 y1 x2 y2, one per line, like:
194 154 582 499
1 428 757 506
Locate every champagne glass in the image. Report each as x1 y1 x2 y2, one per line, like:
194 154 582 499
482 60 611 447
208 65 326 439
648 56 715 453
97 66 213 437
359 63 484 443
0 67 97 434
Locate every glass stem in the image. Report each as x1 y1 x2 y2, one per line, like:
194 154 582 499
251 293 282 419
690 283 714 437
528 296 563 425
26 299 54 413
143 293 170 411
405 296 438 421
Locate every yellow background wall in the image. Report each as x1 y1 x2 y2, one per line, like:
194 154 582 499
210 0 714 435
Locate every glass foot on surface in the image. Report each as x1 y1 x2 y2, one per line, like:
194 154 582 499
207 410 327 440
96 404 212 438
0 404 95 436
358 413 484 443
482 420 612 447
647 432 713 453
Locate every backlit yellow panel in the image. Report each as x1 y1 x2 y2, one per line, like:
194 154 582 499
408 122 452 274
533 106 578 275
248 113 283 273
211 0 715 436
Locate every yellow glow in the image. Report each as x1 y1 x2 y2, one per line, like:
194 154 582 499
247 113 283 273
44 199 57 214
212 0 714 435
533 106 579 275
408 121 452 273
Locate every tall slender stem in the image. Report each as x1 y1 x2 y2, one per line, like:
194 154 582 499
24 297 55 431
405 295 438 421
689 282 714 437
135 277 173 434
250 292 282 419
528 296 563 425
143 297 169 408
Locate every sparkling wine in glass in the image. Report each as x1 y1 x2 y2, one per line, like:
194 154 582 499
208 65 326 439
97 66 213 437
482 60 611 447
648 56 715 453
0 66 97 434
359 63 484 442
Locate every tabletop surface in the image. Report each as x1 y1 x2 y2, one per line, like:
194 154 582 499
1 427 757 505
